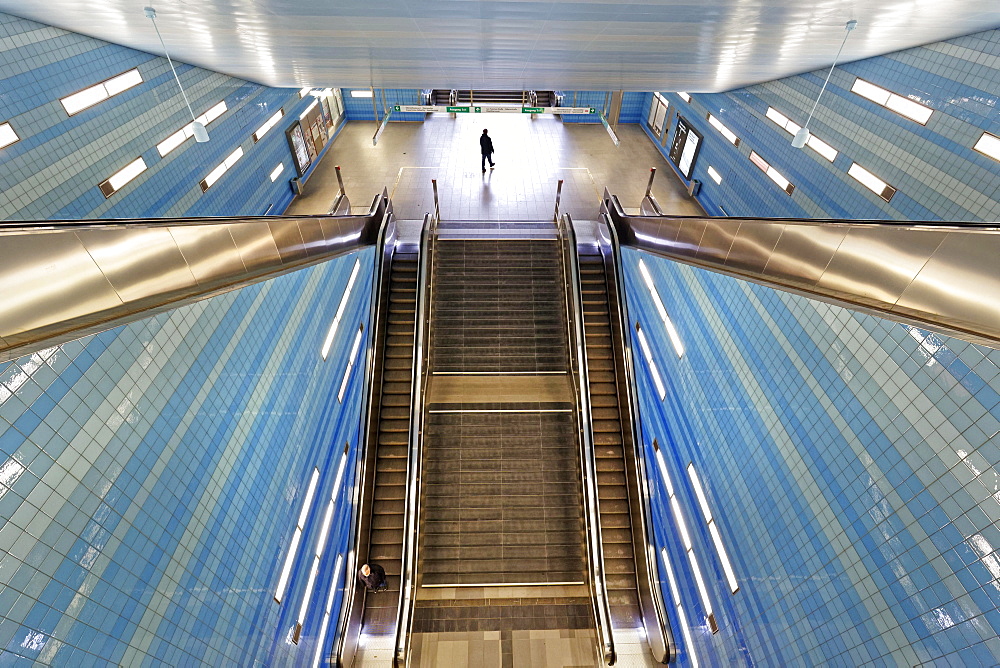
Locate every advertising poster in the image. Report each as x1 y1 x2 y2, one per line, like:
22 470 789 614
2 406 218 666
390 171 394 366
286 122 312 176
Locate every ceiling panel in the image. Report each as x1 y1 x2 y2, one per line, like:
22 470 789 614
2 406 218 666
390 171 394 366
1 1 997 92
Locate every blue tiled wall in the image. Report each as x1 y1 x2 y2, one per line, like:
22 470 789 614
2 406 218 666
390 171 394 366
0 250 375 665
618 92 645 124
559 91 606 124
0 12 340 220
342 88 424 122
623 250 1000 666
642 29 1000 220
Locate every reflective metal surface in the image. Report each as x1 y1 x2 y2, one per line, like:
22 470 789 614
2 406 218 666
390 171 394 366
335 208 398 668
558 213 616 666
0 193 388 363
4 0 997 92
394 214 435 667
604 191 1000 350
594 217 673 664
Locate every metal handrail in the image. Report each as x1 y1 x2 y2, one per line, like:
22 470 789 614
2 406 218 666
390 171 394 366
557 213 616 666
602 189 1000 349
333 200 398 667
393 212 436 667
596 213 674 664
0 192 388 365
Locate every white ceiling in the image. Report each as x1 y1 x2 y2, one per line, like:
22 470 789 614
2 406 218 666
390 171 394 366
3 1 998 92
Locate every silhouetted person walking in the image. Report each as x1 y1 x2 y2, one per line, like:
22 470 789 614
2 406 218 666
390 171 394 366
480 129 495 172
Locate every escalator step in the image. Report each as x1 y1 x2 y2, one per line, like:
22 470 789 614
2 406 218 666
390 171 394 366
591 407 620 420
594 432 623 446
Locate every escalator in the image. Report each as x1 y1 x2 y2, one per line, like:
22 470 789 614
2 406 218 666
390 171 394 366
335 217 426 666
578 250 642 628
361 252 418 636
430 90 556 107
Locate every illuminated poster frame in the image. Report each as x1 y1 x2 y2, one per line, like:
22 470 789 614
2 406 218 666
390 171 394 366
668 115 702 180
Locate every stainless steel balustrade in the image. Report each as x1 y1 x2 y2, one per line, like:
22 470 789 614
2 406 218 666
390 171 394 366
604 189 1000 350
595 214 674 664
0 192 390 363
393 213 436 667
333 207 398 667
557 213 616 666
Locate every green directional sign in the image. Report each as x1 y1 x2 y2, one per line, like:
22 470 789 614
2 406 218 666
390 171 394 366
589 107 597 114
394 105 401 111
446 106 470 113
522 107 544 113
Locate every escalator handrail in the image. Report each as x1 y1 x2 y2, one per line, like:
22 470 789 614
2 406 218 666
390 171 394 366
393 213 436 667
333 199 398 667
602 189 1000 350
558 213 616 666
596 212 674 664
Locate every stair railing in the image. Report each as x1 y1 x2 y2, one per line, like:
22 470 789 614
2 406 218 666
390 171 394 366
557 213 617 666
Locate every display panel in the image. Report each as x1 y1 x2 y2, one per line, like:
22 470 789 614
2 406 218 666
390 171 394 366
668 116 702 180
286 122 312 176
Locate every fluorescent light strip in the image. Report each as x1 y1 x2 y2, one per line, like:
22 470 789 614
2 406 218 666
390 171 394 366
350 90 373 98
660 548 700 667
657 448 715 627
764 106 838 161
275 468 321 603
635 325 666 400
706 114 739 146
99 157 148 198
300 100 319 120
312 554 345 668
298 450 349 637
688 464 739 593
851 78 933 125
157 100 228 157
61 68 143 115
200 146 244 192
973 131 1000 162
297 451 350 638
637 260 684 358
254 109 285 142
748 151 795 195
338 325 365 402
0 122 19 150
321 258 362 360
677 92 691 103
270 163 285 182
315 451 350 556
297 557 320 626
706 166 722 184
847 162 896 202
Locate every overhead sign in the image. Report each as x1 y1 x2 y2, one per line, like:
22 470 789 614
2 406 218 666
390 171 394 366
392 104 597 114
393 105 438 113
598 111 620 147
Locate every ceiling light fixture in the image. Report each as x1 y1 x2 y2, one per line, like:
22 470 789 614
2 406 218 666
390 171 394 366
792 20 857 149
144 7 209 142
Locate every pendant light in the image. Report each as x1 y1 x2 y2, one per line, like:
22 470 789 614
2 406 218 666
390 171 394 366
792 20 857 149
144 7 209 142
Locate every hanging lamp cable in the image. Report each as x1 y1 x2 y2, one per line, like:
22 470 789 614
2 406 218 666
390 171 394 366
144 7 209 142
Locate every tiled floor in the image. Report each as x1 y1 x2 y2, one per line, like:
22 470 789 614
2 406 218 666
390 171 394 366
410 629 598 668
285 114 703 221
